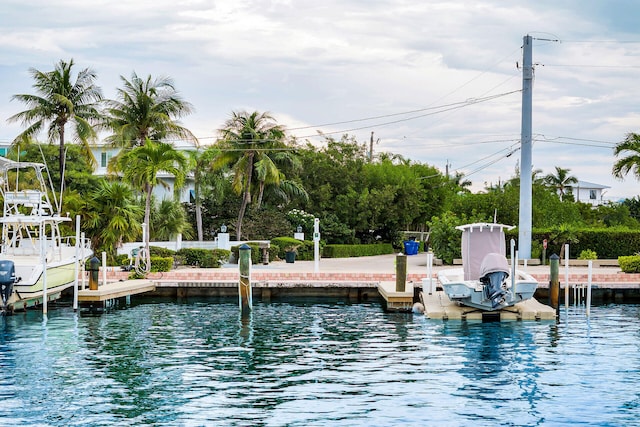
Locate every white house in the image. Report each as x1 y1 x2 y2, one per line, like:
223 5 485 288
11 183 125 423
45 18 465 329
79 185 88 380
91 144 196 203
0 141 196 203
566 180 610 206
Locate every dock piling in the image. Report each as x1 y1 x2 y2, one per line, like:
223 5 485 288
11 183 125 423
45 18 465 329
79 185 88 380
238 244 252 313
396 253 407 292
549 254 560 313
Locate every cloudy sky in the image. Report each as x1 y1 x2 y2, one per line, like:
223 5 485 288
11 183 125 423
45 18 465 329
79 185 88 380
1 0 639 200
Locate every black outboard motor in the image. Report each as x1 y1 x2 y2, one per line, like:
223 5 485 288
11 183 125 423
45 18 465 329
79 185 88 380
0 260 17 312
479 253 510 310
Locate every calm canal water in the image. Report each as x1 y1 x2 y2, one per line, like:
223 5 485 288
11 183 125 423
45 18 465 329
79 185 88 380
0 299 639 426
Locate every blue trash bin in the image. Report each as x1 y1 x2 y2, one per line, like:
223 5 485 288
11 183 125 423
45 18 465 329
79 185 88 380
403 240 419 255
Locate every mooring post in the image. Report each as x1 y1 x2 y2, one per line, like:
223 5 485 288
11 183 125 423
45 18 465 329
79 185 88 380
238 244 252 313
396 252 407 292
549 253 560 313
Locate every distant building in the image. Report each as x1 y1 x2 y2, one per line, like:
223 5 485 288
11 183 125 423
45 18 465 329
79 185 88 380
566 181 610 206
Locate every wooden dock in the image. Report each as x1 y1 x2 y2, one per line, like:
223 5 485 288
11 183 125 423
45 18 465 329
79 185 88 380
420 290 557 321
377 281 415 312
78 279 155 309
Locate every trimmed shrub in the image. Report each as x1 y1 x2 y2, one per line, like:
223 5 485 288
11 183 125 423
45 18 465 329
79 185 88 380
149 246 176 257
578 249 597 260
230 242 267 265
177 248 229 268
150 256 173 272
322 243 394 258
618 255 640 273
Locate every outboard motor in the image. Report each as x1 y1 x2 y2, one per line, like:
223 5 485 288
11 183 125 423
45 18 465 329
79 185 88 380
479 253 510 310
0 260 17 312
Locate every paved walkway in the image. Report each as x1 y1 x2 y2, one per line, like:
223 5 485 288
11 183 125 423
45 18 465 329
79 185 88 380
108 253 640 286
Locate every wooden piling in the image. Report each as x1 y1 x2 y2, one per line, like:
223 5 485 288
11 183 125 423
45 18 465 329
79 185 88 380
238 244 252 313
396 253 406 292
549 253 560 313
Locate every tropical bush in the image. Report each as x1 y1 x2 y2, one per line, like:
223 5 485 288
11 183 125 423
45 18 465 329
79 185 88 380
618 255 640 273
578 249 598 260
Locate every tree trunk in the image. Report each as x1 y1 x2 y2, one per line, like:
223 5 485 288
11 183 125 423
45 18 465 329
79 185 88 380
58 126 66 198
236 153 254 240
196 200 203 241
256 180 265 210
144 183 153 269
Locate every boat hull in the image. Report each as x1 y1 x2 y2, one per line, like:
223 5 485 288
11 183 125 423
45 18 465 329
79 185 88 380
438 267 538 311
3 260 79 313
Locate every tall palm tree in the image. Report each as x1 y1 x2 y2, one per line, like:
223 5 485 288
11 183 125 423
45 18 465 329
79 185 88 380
186 146 226 241
8 59 103 194
103 72 197 147
213 111 286 240
544 166 578 201
110 139 187 272
613 133 640 182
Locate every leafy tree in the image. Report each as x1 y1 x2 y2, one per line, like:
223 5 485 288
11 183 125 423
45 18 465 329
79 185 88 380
613 132 640 182
8 59 103 193
213 110 287 240
544 166 578 201
109 139 187 270
103 72 197 147
623 196 640 220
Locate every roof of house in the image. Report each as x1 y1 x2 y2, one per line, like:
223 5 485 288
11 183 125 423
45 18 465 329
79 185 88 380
567 180 610 190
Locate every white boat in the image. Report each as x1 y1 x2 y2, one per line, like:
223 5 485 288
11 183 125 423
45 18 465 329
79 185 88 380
437 223 538 311
0 158 92 314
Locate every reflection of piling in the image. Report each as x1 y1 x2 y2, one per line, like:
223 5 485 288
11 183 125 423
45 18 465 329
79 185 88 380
238 244 252 313
395 253 407 292
549 254 560 314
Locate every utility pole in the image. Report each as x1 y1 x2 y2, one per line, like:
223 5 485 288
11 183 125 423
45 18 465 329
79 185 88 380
518 35 533 259
369 131 379 162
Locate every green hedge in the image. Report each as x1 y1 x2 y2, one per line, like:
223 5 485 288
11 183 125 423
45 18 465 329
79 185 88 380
231 242 271 265
505 228 640 259
176 248 230 268
322 243 395 258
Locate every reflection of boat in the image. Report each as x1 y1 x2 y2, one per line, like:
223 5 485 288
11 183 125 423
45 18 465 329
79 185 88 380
0 158 92 314
437 223 538 311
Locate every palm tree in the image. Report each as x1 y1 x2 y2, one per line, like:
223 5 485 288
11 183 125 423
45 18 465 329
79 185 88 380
8 59 103 194
110 139 187 272
613 133 640 182
63 179 142 258
185 147 220 241
213 111 286 240
103 72 197 147
544 166 578 201
151 199 194 241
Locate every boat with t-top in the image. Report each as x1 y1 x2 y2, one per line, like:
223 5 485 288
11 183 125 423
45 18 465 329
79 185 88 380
437 222 538 311
0 157 92 314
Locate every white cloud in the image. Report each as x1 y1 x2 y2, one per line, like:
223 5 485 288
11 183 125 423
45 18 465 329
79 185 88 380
1 0 640 200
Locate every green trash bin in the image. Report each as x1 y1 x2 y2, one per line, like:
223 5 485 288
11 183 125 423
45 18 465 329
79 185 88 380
285 251 296 263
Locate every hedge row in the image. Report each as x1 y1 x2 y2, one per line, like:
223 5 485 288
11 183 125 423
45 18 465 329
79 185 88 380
323 243 395 258
505 229 640 259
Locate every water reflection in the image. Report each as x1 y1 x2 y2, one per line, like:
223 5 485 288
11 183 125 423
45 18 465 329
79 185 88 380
0 302 639 426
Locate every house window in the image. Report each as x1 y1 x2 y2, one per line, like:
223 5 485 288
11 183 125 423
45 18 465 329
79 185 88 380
0 148 6 157
101 151 113 168
589 190 597 200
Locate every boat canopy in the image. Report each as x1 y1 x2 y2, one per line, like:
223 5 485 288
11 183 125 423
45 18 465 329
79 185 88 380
458 223 513 281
